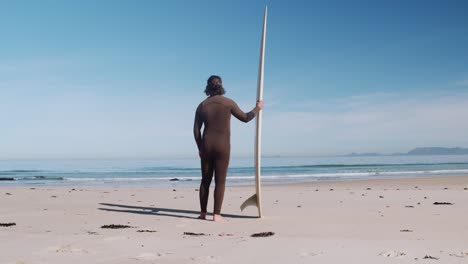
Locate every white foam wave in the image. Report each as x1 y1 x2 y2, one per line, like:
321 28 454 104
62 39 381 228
59 168 468 182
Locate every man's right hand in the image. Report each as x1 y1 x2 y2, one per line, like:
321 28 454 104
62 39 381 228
257 100 264 109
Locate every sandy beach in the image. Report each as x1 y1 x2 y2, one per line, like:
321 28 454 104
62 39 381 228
1 176 468 264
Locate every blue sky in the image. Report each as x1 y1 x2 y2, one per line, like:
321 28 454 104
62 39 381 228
1 0 468 159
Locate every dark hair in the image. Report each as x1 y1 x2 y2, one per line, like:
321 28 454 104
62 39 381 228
204 75 226 96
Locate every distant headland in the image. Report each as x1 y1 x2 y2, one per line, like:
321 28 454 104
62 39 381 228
346 147 468 156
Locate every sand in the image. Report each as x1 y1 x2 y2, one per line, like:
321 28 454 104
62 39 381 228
1 176 468 263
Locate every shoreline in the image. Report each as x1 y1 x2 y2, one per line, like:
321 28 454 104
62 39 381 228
283 174 468 188
2 173 468 189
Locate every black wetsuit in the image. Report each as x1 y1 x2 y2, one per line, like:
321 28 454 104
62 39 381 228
193 95 260 214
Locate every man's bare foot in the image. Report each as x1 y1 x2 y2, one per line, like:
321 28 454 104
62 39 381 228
213 214 229 222
198 212 207 220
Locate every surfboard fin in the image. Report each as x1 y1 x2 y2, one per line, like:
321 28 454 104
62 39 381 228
240 194 258 211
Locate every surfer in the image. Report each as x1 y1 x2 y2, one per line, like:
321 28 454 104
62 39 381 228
194 75 263 221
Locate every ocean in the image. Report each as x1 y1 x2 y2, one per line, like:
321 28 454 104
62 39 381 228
2 155 468 188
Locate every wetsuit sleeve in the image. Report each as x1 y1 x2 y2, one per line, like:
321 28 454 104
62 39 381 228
193 103 203 151
230 100 260 123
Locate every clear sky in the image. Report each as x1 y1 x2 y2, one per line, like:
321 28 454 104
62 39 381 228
1 0 468 159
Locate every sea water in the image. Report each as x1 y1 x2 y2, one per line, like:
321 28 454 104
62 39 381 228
1 155 468 188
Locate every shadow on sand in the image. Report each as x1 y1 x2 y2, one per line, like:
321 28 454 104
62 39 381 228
98 203 257 220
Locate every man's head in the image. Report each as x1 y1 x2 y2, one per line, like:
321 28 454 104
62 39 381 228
205 75 226 96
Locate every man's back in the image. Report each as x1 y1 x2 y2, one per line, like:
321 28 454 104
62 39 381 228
200 95 235 135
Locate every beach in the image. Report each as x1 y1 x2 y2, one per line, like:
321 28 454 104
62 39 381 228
1 175 468 264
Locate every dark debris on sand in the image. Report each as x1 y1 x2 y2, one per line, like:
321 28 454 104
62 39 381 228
218 233 234 237
400 229 413 232
101 224 134 229
0 223 16 227
137 230 157 233
423 255 439 260
433 202 453 205
251 231 275 237
184 232 209 236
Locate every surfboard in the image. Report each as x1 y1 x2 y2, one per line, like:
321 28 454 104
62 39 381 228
240 6 267 218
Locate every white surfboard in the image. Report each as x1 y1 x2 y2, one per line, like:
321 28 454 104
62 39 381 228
240 6 267 218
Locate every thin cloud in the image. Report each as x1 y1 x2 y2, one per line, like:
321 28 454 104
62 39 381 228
454 80 468 86
259 92 468 156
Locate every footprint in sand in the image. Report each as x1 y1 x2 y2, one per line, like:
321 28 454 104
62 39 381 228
378 250 406 258
206 256 221 263
134 252 164 260
190 256 221 263
49 244 90 254
103 235 128 241
299 251 323 258
449 252 468 258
